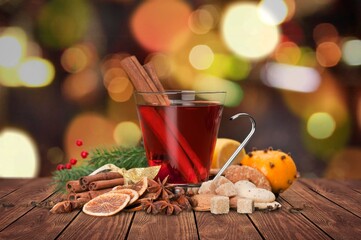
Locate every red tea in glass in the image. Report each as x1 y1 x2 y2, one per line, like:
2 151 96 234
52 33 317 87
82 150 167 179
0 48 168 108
135 91 225 184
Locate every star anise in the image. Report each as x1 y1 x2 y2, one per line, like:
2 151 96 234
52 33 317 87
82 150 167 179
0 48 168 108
154 200 182 215
174 195 193 211
141 199 158 214
146 176 174 200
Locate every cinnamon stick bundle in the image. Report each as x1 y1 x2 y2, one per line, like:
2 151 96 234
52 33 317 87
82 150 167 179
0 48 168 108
66 180 85 193
120 56 206 183
80 172 123 186
50 198 89 214
88 178 125 191
68 188 113 201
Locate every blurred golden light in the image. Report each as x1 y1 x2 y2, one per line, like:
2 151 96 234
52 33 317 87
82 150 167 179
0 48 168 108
131 0 192 52
282 70 347 122
298 47 317 67
47 147 64 164
107 76 134 102
258 0 288 25
0 36 23 67
342 39 361 66
62 69 99 103
274 41 301 65
205 54 250 81
37 0 91 49
188 5 218 35
221 2 280 60
193 75 243 107
61 44 94 73
261 62 320 92
101 53 129 74
113 121 142 147
358 92 361 130
18 57 55 87
64 112 116 164
284 0 296 21
316 42 341 67
325 147 361 179
145 53 173 79
0 128 39 177
307 112 336 139
189 44 214 70
313 23 339 45
103 67 127 88
0 67 22 87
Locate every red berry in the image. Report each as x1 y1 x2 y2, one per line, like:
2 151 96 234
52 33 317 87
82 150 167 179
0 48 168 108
65 163 72 169
69 158 77 165
81 151 89 159
76 139 83 146
57 164 65 171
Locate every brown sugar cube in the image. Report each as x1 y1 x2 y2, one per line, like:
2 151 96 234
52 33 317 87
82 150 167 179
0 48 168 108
198 180 216 194
237 198 254 214
192 194 216 211
215 182 237 197
213 176 232 188
211 196 229 214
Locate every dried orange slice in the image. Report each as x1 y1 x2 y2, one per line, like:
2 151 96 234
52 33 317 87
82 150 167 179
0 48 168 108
113 177 148 197
112 189 139 205
82 193 130 217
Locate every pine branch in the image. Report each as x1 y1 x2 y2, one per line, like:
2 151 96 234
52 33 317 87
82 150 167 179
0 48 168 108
51 146 147 192
89 146 147 169
51 165 96 192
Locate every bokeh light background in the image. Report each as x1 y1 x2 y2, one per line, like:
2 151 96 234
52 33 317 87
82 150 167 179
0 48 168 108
0 0 360 179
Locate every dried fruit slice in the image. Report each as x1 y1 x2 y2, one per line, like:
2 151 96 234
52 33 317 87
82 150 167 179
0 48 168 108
112 189 139 205
211 138 246 169
82 193 130 217
113 177 148 196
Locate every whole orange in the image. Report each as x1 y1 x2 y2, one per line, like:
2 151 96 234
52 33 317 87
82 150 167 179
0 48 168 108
241 148 298 193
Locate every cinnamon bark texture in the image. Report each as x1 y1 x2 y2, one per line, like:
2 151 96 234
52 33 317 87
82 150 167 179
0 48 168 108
50 198 88 214
66 180 85 193
88 178 125 191
80 172 123 186
68 188 113 201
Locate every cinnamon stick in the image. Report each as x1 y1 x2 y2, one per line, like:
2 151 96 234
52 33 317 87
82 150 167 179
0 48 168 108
88 178 125 191
143 63 170 105
80 172 123 186
50 198 88 214
68 188 113 201
66 180 85 193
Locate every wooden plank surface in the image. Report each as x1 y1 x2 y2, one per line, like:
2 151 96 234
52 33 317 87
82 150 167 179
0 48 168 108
196 211 262 240
248 196 331 240
57 212 134 240
0 178 360 239
0 191 78 240
281 181 361 239
0 178 32 198
300 178 361 218
0 178 54 232
127 211 198 240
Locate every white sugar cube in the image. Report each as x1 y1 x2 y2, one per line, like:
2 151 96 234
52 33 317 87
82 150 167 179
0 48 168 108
211 196 229 214
237 198 254 214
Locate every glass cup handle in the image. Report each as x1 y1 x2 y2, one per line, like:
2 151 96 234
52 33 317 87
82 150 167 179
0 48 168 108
213 113 256 181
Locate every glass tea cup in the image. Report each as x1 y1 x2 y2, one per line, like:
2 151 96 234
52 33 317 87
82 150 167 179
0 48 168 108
134 90 255 185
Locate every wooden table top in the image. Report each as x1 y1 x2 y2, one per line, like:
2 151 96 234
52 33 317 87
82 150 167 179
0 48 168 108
0 177 360 240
